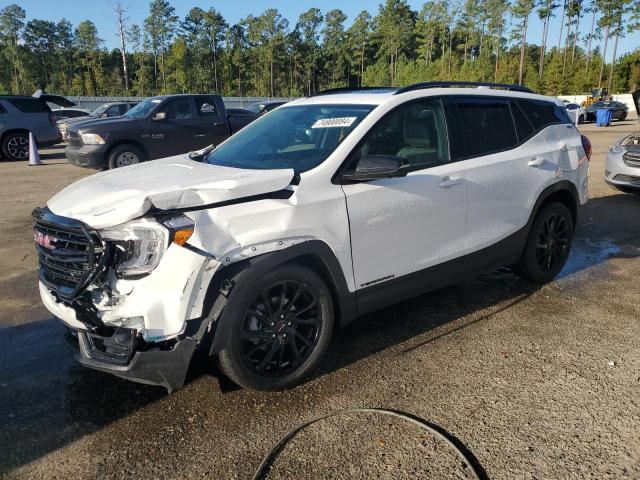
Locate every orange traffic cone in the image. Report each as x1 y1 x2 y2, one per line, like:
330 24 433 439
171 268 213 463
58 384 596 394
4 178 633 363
28 131 42 166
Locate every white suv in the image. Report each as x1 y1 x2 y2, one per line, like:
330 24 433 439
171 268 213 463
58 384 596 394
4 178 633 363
34 82 590 392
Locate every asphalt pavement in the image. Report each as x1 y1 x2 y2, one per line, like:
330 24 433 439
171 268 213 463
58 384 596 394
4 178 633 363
0 118 639 479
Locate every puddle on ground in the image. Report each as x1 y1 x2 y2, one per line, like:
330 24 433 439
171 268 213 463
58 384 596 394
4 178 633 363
559 238 621 278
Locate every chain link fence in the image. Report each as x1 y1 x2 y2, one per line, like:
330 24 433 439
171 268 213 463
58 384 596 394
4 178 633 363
65 95 299 111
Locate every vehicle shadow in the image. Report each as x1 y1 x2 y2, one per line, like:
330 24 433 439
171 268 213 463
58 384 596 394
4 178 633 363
0 193 638 473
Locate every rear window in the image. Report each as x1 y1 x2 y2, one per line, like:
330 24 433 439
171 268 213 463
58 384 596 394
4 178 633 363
7 98 50 113
450 98 518 158
518 99 571 129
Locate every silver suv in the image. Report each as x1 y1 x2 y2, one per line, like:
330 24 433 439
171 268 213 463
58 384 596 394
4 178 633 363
0 95 66 161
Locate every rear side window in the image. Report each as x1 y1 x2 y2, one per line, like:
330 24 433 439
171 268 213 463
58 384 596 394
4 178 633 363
195 96 219 117
8 98 50 113
0 103 7 114
510 101 536 142
448 98 518 159
517 99 571 130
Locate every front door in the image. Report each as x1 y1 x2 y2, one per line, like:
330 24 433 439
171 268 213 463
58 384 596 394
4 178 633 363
341 99 468 289
146 97 198 158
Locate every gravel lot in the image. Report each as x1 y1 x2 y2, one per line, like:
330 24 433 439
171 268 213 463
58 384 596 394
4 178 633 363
1 118 639 479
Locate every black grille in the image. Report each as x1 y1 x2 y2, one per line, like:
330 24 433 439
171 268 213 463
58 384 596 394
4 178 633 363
67 129 83 148
33 207 105 300
623 150 640 168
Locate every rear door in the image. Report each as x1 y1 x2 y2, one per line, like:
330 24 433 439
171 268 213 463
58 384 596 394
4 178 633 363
342 98 468 289
444 96 559 255
145 97 198 158
191 96 230 149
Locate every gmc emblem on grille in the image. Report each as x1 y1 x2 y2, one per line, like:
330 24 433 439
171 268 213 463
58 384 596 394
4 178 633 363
34 231 57 250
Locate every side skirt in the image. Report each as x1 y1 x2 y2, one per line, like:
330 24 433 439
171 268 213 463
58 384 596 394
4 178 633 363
355 226 528 316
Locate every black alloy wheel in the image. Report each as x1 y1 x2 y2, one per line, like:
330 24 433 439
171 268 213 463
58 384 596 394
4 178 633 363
241 280 321 377
217 264 334 390
535 213 570 272
2 132 29 161
514 202 574 284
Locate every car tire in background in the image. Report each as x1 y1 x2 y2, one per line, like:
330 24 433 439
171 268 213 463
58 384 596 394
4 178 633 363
107 144 144 169
620 112 627 121
2 131 30 161
513 202 574 285
578 114 585 124
217 264 334 390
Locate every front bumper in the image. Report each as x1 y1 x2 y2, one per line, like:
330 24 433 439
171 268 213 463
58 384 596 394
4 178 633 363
605 150 640 190
65 144 109 168
61 322 199 392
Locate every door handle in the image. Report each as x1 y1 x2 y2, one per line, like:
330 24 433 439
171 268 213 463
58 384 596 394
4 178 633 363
528 157 547 167
438 176 463 188
212 122 224 127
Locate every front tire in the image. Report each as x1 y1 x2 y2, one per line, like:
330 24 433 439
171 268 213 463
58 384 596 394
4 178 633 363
2 132 30 161
514 202 574 284
217 264 334 390
107 144 144 169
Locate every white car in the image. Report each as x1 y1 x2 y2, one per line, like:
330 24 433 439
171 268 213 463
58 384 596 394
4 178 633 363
605 90 640 194
564 102 587 124
34 82 590 392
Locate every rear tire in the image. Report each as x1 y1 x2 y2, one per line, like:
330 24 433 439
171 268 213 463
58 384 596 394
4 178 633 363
2 132 30 161
514 202 574 285
217 264 334 390
107 144 144 169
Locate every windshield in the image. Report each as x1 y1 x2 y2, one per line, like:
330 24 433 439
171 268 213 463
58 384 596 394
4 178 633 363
207 104 375 174
90 104 110 116
124 98 163 118
246 103 262 113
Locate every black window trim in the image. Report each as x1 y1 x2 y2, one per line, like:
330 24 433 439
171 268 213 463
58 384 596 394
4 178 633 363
332 97 452 184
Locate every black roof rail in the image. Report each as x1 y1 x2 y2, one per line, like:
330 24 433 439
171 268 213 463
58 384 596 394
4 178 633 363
394 81 534 95
310 86 397 97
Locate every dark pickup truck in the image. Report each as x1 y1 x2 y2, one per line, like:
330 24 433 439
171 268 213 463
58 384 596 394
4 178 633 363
65 94 258 169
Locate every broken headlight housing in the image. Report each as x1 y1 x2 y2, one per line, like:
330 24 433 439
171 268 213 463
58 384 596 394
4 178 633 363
101 218 169 277
100 215 196 277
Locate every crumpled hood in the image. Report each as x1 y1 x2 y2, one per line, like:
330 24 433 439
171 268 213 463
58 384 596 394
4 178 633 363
47 155 294 229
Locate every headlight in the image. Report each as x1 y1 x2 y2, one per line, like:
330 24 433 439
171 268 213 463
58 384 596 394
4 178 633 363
100 215 195 277
101 218 169 277
80 133 105 145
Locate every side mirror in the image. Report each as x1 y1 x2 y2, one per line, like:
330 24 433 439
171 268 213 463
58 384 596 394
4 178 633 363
100 113 108 118
188 144 216 162
342 155 410 182
152 111 167 122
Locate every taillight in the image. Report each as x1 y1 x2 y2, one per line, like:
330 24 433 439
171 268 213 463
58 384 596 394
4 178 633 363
48 113 57 127
580 134 592 160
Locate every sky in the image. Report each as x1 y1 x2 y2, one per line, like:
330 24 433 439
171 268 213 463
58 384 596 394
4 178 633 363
5 0 640 62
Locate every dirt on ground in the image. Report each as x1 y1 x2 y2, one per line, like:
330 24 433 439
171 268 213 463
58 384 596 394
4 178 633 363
0 118 639 480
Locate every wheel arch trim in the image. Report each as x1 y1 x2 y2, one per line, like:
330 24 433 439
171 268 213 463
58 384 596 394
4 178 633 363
204 240 357 355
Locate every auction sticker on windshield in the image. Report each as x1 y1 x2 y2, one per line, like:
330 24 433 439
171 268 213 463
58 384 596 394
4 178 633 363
311 117 357 129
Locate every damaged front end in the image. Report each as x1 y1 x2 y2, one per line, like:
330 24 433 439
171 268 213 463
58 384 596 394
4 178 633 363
33 206 219 392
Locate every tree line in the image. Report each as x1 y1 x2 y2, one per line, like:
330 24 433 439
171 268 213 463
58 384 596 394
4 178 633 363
1 0 639 99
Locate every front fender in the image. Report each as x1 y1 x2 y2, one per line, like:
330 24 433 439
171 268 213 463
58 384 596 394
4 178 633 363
202 240 357 355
